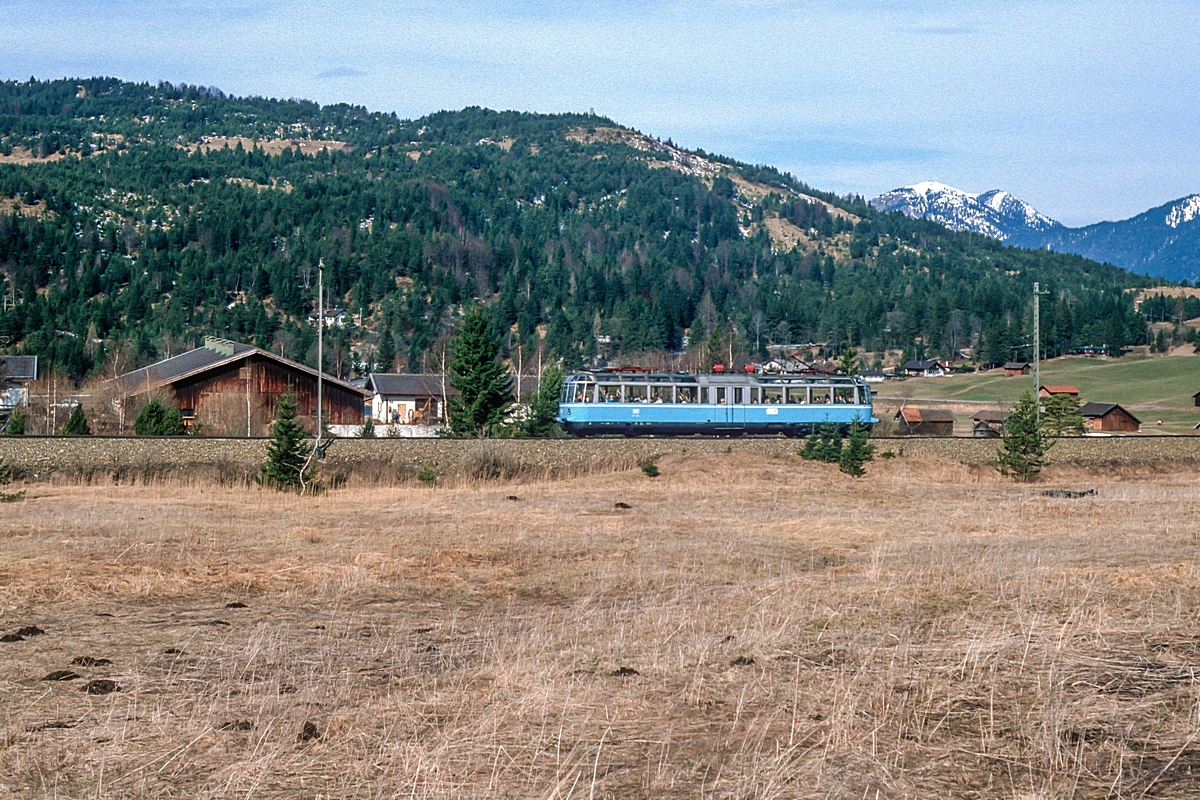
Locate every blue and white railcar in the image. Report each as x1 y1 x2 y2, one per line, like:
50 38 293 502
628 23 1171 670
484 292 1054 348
558 370 877 437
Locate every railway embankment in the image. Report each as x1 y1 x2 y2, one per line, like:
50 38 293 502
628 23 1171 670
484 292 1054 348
1 435 1198 484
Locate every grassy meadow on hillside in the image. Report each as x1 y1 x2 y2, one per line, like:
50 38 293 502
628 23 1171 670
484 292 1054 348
873 353 1200 434
2 454 1200 798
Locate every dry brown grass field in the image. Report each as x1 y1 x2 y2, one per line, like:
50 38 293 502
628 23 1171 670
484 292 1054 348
2 453 1200 799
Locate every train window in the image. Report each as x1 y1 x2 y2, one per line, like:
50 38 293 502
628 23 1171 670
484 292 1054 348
576 382 594 402
600 384 620 402
763 386 783 404
784 386 807 404
835 387 856 404
650 385 672 403
677 386 698 403
625 383 648 402
733 387 746 404
714 387 726 404
810 387 830 404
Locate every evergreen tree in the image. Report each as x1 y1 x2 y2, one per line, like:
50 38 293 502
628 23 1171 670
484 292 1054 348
359 416 376 438
1041 393 1085 437
376 324 396 372
258 392 314 492
61 404 91 435
522 363 564 437
4 411 24 436
836 337 860 375
997 389 1052 481
838 419 875 477
447 306 513 437
135 399 186 435
1154 328 1168 353
801 422 843 463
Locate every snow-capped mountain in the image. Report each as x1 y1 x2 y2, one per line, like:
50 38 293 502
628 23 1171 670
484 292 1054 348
871 184 1200 282
869 182 1063 242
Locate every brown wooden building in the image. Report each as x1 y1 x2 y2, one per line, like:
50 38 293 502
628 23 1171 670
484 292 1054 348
1003 361 1030 377
1038 384 1080 400
895 407 956 437
1079 402 1141 433
111 337 369 435
971 409 1008 438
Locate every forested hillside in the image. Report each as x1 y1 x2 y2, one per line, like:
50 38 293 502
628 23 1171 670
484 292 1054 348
0 77 1149 381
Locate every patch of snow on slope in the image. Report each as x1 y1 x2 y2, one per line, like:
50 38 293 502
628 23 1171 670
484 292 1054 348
1165 195 1200 228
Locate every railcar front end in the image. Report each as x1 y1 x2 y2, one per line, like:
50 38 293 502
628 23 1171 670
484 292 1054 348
558 370 876 437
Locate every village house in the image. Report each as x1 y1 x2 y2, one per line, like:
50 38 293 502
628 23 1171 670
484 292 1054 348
903 359 947 378
364 373 458 425
858 369 889 383
1003 361 1031 377
895 407 956 437
109 336 369 435
0 355 37 416
1079 402 1141 433
307 307 346 328
1038 385 1080 400
971 409 1008 438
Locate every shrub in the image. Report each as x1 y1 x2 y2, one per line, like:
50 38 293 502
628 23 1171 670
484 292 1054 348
417 465 437 484
134 399 186 435
641 462 659 478
801 423 842 463
5 410 25 436
359 416 376 438
0 458 12 485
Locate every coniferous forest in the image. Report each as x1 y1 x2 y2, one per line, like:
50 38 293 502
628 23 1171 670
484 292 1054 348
0 77 1150 382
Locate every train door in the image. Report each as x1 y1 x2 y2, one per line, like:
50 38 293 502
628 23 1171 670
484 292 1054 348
729 386 747 425
712 386 728 425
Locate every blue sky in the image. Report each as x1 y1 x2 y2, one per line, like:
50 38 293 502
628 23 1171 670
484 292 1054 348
1 0 1197 226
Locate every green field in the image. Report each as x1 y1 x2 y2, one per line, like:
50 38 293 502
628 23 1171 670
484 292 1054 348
873 353 1200 435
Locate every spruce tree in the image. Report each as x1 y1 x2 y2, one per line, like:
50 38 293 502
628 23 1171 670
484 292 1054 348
376 323 395 372
1041 393 1085 437
359 416 376 438
801 423 843 463
838 420 875 477
836 337 860 375
4 411 24 436
135 399 186 435
448 306 513 437
521 363 564 437
258 392 314 492
61 404 91 435
997 389 1052 481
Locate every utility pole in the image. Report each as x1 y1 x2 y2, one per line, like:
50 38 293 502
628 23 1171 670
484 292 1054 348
316 259 324 453
1033 281 1049 414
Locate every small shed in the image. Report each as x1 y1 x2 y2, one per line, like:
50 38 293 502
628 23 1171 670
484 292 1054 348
903 359 946 378
364 373 458 425
1080 402 1140 433
1003 361 1031 377
0 355 37 414
1039 385 1080 399
1193 391 1200 408
895 407 955 437
971 409 1008 438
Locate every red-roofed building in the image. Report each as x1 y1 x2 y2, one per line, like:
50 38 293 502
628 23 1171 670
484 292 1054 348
1038 385 1080 399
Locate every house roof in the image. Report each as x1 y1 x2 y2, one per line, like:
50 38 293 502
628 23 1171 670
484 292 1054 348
896 407 955 424
1080 401 1140 423
366 373 460 397
904 359 942 371
859 369 887 377
1040 385 1080 395
0 355 37 381
1003 361 1029 370
972 409 1008 422
110 336 370 397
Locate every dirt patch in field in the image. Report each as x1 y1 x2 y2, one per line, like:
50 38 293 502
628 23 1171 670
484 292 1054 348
184 137 352 156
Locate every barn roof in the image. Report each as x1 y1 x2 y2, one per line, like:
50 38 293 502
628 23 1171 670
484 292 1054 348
1040 385 1080 395
366 373 459 397
110 336 370 397
896 407 955 424
904 359 942 370
1080 401 1140 423
0 355 37 381
972 409 1008 422
1002 361 1029 370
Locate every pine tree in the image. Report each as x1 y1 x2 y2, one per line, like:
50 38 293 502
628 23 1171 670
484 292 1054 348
258 392 314 492
448 306 513 437
359 416 376 438
839 420 875 477
1041 393 1085 437
801 423 842 463
4 411 24 436
997 389 1052 481
60 404 91 435
836 337 860 375
521 363 564 437
135 399 186 435
376 323 395 372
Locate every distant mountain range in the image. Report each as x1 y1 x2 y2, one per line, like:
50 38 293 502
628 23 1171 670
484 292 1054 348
871 182 1200 283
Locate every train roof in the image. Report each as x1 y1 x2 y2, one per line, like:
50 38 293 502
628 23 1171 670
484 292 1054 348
568 370 865 384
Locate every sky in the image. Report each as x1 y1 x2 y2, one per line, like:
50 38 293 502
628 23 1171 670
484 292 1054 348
1 0 1197 227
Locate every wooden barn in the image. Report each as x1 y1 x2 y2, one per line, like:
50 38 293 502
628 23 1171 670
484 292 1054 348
1003 361 1030 377
110 336 369 435
1038 384 1080 400
895 407 956 437
1079 402 1141 433
971 409 1008 438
